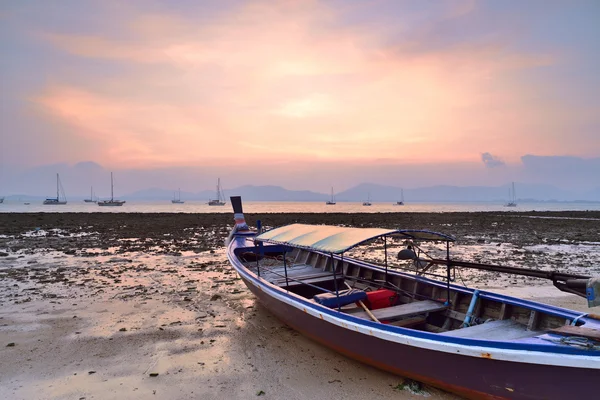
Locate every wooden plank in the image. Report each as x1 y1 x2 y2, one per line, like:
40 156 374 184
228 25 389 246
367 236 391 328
389 316 426 328
351 300 447 321
424 323 445 333
442 291 460 330
283 276 342 288
273 271 333 285
550 325 600 341
527 310 539 331
499 303 509 320
444 309 467 322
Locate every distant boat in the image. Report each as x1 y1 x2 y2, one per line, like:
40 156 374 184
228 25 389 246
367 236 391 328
84 186 97 203
0 197 4 204
395 188 405 206
505 182 517 207
43 173 67 205
172 188 185 204
362 193 372 206
326 187 336 205
24 202 30 205
208 178 226 206
98 172 125 207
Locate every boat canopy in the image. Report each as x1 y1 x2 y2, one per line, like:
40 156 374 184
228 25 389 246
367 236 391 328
255 223 454 254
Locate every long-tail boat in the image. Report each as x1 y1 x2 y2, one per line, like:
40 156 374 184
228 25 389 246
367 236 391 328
226 196 600 399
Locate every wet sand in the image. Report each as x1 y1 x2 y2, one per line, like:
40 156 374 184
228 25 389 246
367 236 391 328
1 212 599 399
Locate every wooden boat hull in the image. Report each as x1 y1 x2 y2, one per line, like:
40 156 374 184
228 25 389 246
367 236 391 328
238 271 597 399
225 228 600 400
98 201 125 206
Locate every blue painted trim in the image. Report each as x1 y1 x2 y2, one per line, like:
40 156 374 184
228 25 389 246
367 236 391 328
228 235 600 356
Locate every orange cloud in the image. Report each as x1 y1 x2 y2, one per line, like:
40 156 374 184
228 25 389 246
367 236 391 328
32 0 579 169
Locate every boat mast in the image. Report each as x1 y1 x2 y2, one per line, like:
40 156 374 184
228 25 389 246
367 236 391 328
512 182 516 203
111 172 114 201
56 173 59 200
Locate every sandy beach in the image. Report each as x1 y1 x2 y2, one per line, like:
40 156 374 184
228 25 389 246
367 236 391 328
1 211 599 400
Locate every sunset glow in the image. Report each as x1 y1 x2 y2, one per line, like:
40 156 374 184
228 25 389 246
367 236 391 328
1 1 599 192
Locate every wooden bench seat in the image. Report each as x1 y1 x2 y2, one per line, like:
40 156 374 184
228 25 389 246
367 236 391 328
273 271 335 286
350 300 448 321
550 325 600 341
440 319 541 340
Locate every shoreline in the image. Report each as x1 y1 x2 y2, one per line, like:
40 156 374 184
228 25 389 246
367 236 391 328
2 211 599 399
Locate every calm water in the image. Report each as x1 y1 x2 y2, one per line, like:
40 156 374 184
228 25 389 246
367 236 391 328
1 200 599 213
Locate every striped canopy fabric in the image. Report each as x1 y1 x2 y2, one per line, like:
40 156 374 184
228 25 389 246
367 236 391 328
255 223 454 254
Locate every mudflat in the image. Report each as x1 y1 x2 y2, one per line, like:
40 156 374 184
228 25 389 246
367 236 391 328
1 212 599 400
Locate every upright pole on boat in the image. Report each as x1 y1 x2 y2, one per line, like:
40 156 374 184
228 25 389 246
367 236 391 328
383 237 388 283
445 241 451 305
331 253 341 311
256 220 262 277
283 249 289 289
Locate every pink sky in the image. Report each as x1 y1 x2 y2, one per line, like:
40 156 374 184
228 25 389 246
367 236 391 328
1 1 599 192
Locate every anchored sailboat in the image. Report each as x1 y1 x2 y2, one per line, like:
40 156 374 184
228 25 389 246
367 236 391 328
326 187 336 205
172 188 185 204
505 182 517 207
98 172 125 207
84 186 97 203
362 192 372 206
395 188 405 206
208 178 226 206
43 173 67 205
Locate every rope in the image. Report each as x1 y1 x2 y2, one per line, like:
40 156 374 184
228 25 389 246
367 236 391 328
541 335 600 350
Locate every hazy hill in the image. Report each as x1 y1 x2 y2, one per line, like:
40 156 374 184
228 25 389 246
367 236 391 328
121 183 599 202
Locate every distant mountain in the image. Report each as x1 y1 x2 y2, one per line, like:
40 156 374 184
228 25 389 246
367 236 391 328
226 185 328 201
4 174 600 202
126 187 213 200
125 185 328 201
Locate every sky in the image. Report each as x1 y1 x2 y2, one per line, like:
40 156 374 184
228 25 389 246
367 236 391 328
1 0 599 194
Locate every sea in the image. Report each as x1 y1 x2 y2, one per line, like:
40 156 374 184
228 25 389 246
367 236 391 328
1 200 599 213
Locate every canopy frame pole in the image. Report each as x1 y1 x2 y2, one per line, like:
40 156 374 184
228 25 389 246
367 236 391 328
331 253 341 311
283 249 289 289
445 241 451 305
255 243 260 278
383 237 388 283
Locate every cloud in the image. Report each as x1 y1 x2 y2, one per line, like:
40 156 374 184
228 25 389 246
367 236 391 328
481 152 505 168
3 0 598 172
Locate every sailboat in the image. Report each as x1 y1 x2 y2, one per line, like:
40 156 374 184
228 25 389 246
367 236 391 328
505 182 517 207
362 193 372 206
208 178 226 206
98 172 125 207
326 187 336 205
395 188 405 206
84 186 97 203
172 188 185 204
43 173 67 205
